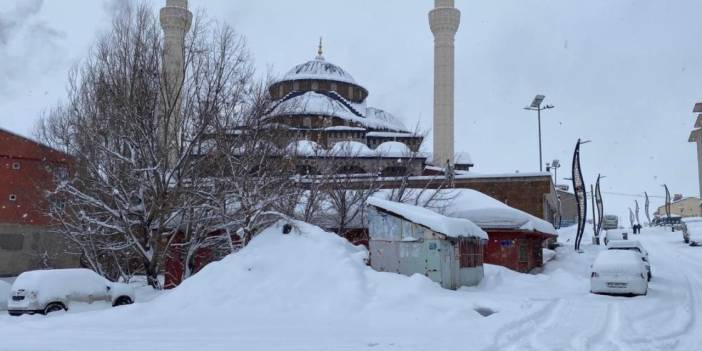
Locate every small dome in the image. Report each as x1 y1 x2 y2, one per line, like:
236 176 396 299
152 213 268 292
330 141 375 157
376 141 412 157
283 57 357 85
286 140 324 156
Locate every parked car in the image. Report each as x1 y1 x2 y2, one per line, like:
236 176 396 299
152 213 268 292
607 240 651 281
590 250 648 296
681 217 702 244
602 215 619 230
604 229 628 245
7 269 134 316
0 280 11 311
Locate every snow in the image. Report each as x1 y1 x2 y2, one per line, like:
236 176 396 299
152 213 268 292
282 57 359 85
375 188 557 235
591 250 645 274
374 141 411 157
365 131 414 138
329 140 375 157
3 224 702 350
285 140 323 156
269 92 410 132
367 197 487 239
444 189 557 235
10 269 108 304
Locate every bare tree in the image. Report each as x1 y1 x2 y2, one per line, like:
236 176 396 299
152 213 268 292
35 3 276 288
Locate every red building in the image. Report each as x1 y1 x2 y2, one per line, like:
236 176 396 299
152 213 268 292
0 128 77 276
482 229 556 273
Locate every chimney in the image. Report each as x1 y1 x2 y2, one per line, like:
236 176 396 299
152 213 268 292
429 0 460 166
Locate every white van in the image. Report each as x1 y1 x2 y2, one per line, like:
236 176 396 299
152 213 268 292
8 269 135 316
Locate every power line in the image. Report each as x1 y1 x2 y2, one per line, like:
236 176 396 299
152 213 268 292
601 191 665 199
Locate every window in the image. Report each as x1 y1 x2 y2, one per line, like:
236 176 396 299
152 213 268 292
11 162 20 170
9 194 17 202
303 117 312 128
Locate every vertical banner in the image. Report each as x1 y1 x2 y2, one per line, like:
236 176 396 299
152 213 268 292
595 175 604 239
635 200 640 226
664 185 671 221
629 207 635 228
572 139 587 251
644 192 651 226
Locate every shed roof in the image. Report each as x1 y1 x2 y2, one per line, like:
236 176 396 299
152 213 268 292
367 197 487 240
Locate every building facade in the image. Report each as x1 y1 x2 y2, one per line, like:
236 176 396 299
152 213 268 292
0 129 78 276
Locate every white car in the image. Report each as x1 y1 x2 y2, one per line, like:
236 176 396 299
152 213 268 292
607 240 651 281
681 217 702 243
8 269 135 316
684 221 702 246
604 229 629 245
590 250 648 296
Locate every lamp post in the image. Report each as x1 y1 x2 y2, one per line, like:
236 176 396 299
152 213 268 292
524 95 555 172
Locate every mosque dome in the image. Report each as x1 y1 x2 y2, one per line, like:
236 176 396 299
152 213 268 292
283 57 357 86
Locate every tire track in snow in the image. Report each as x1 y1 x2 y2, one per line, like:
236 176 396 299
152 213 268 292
480 298 564 351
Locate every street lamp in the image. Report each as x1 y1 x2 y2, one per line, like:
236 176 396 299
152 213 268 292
546 159 561 186
524 95 555 172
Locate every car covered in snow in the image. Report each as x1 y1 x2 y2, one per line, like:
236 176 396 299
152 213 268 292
607 240 651 281
7 269 135 316
604 229 628 245
590 250 648 296
681 217 702 244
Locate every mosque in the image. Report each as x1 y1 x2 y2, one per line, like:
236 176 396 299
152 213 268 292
265 44 433 177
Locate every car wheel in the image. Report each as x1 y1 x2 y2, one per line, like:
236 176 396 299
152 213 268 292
113 296 133 307
43 302 66 315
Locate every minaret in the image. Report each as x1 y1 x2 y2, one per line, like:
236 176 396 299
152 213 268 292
429 0 460 167
160 0 192 165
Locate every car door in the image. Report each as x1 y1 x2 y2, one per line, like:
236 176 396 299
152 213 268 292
83 271 109 304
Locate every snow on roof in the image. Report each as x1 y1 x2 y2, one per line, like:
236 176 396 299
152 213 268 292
375 141 412 157
366 131 415 138
365 107 408 132
286 140 324 156
444 189 557 235
330 141 376 157
682 217 702 223
367 197 487 239
324 126 366 131
374 188 556 235
269 92 409 132
282 57 359 86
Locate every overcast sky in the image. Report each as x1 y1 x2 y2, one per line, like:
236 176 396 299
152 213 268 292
2 0 701 221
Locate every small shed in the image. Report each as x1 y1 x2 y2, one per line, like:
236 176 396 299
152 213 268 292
444 189 558 273
366 197 488 289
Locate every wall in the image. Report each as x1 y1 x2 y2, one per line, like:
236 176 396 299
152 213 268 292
0 223 79 277
483 231 546 273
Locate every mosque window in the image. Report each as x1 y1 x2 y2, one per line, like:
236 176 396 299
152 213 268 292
303 117 312 128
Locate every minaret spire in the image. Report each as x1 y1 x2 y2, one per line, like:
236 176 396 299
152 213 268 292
429 0 460 166
159 0 192 166
316 37 324 60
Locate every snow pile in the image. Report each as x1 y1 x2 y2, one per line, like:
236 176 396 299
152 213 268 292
148 220 486 324
367 197 487 239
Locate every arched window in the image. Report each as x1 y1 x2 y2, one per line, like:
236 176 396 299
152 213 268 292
303 117 312 128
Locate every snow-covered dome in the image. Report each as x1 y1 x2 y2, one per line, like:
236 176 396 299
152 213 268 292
286 140 324 156
375 141 412 157
330 141 375 157
283 57 358 85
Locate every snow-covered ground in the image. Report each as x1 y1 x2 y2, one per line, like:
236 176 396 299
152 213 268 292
0 222 700 350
